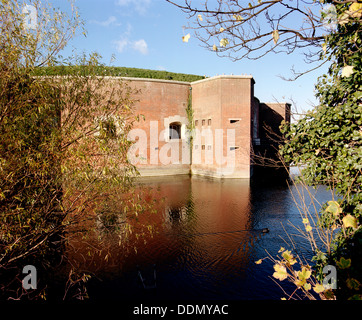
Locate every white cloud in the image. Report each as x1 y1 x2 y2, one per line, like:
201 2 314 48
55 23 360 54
112 22 148 55
114 38 149 55
90 16 121 27
114 38 129 53
115 0 151 15
132 39 148 55
113 23 148 55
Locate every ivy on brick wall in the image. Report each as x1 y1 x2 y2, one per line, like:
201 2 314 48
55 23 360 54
186 88 194 150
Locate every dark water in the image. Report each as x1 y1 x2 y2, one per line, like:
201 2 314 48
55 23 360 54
71 175 333 301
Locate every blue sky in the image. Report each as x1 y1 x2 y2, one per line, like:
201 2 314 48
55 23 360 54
53 0 329 115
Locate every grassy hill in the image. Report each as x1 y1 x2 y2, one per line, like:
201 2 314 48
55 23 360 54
32 66 205 82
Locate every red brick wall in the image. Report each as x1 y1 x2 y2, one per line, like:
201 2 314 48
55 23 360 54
191 76 254 178
120 76 258 178
124 78 191 175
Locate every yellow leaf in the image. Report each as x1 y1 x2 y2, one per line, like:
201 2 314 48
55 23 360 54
219 27 225 33
272 29 279 45
303 282 311 291
278 247 285 253
294 278 306 288
198 14 203 21
282 250 297 265
341 65 354 78
212 44 218 51
349 3 362 18
342 214 357 229
325 200 342 217
182 33 191 43
297 267 312 281
255 259 263 265
233 14 243 21
220 38 229 47
338 12 350 25
313 283 325 294
305 224 312 232
273 264 288 281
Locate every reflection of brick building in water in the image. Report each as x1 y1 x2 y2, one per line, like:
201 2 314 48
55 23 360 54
124 74 290 179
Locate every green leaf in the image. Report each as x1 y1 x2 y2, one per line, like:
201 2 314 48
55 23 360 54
336 257 351 269
346 278 361 290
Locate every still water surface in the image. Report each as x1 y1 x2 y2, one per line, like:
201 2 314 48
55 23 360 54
71 175 333 300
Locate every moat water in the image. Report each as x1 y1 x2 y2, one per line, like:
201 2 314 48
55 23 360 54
67 174 333 301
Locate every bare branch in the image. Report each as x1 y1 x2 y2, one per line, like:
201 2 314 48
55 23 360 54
167 0 359 76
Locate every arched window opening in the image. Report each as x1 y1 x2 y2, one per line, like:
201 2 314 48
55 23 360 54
169 122 181 140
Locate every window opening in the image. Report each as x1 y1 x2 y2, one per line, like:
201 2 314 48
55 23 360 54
169 122 181 140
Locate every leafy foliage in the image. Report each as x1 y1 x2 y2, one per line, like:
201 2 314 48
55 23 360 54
279 0 362 300
258 247 329 300
0 0 154 301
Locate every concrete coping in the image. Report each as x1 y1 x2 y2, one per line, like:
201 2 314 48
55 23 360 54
34 74 255 86
191 74 254 85
121 75 255 86
33 75 192 85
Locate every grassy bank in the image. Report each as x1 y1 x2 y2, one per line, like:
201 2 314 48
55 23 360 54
32 66 205 82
